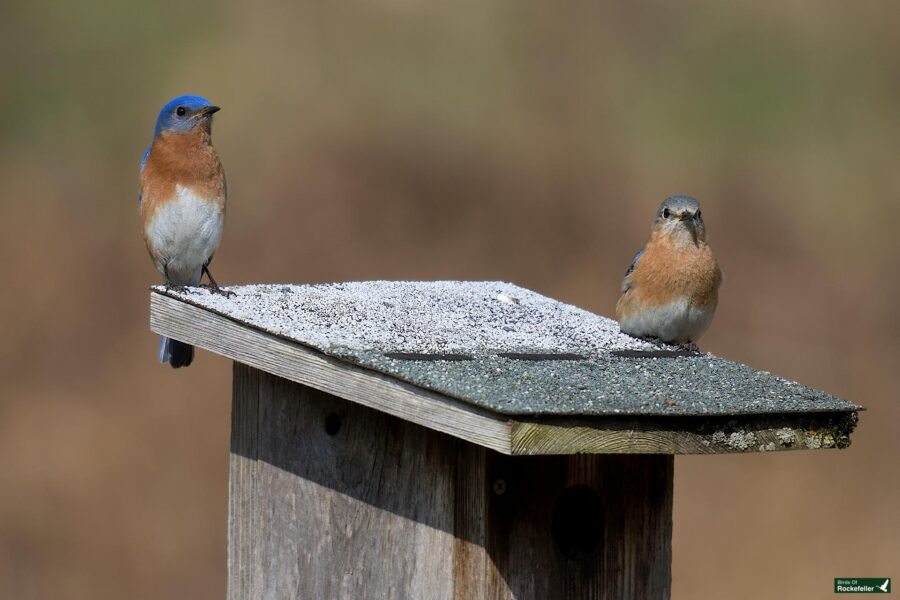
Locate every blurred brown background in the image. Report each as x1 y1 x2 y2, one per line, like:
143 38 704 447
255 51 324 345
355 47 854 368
1 1 898 598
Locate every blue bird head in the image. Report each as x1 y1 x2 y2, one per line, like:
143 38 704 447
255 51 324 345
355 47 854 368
153 95 220 137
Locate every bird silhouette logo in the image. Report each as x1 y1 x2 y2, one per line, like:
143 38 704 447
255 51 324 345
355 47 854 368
877 578 890 593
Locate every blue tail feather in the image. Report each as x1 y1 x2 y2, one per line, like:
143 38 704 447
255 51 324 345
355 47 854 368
158 336 194 368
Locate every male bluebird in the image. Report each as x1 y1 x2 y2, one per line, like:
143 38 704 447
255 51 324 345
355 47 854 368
139 95 228 368
616 196 722 346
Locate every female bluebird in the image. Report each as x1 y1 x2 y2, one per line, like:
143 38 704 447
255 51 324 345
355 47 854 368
140 95 228 368
616 196 722 345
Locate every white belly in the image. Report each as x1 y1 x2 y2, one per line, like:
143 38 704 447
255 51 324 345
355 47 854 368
619 297 715 344
145 185 224 285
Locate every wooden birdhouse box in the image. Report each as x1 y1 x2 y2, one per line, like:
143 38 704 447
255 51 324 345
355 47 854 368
149 281 860 599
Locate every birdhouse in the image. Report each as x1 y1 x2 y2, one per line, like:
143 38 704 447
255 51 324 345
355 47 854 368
149 281 861 599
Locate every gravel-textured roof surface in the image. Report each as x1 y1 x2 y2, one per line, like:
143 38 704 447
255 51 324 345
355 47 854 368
155 281 861 417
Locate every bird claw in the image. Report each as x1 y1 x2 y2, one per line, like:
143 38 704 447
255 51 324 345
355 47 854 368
164 284 190 294
202 283 235 298
642 336 701 355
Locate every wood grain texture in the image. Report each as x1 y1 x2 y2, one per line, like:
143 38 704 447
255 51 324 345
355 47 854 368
228 362 260 600
483 454 672 599
510 412 857 455
152 291 857 456
453 443 494 600
229 367 674 599
230 366 457 599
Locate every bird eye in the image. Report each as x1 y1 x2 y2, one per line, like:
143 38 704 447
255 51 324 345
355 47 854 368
662 208 670 218
176 106 186 117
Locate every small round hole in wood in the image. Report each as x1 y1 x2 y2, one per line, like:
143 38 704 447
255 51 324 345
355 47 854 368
552 485 603 560
324 413 342 436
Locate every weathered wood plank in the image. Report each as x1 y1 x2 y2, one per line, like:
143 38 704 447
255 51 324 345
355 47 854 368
229 366 674 599
153 292 857 455
453 442 492 599
231 367 458 599
228 362 260 600
483 453 672 599
510 412 858 455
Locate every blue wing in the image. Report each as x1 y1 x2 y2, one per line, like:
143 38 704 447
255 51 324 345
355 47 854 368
138 146 150 205
621 249 643 293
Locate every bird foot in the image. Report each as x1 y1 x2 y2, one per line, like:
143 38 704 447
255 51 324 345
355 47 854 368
164 284 190 294
202 283 235 298
642 337 701 355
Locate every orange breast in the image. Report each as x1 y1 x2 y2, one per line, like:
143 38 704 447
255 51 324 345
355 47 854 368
619 234 721 315
140 129 225 222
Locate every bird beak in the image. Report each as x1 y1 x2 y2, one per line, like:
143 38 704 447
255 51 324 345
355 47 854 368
679 213 699 245
198 105 221 117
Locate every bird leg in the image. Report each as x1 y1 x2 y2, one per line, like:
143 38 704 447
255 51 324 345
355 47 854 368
201 264 235 298
163 264 189 294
